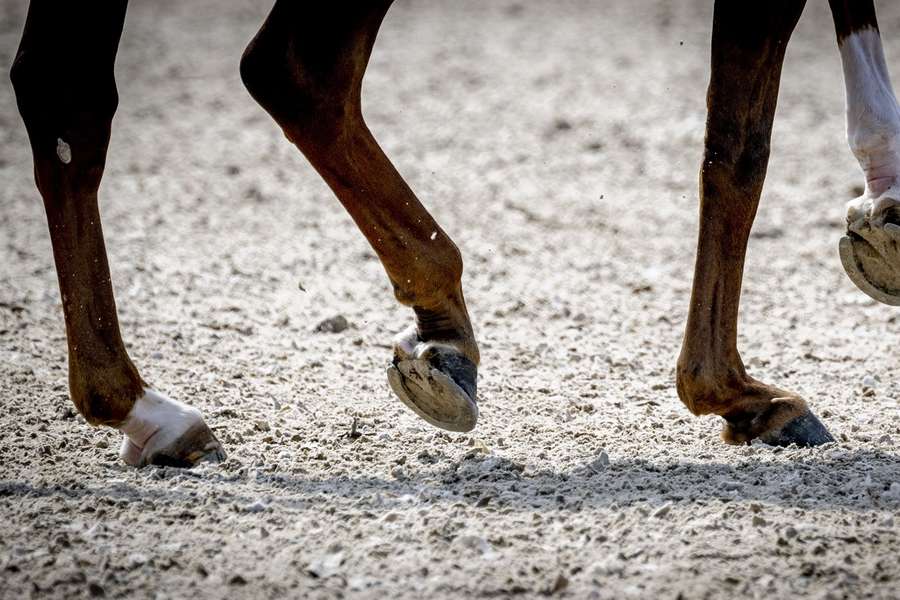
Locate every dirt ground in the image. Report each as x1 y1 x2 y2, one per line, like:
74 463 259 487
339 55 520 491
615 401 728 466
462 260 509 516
1 1 899 598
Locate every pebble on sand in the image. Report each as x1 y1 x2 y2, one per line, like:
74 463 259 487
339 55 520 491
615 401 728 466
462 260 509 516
314 315 350 334
243 499 268 513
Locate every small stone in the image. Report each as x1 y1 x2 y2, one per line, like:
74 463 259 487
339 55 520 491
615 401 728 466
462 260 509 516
95 440 108 449
653 503 672 518
308 552 344 578
587 451 610 473
126 553 148 568
548 573 569 595
752 515 767 527
243 499 268 513
315 315 349 334
884 482 900 501
228 574 247 585
87 582 105 597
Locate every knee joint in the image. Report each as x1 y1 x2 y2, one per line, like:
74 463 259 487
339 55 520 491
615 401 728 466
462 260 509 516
11 50 118 138
240 34 360 141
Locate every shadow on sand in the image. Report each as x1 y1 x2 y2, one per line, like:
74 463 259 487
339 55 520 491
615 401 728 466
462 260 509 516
3 448 898 514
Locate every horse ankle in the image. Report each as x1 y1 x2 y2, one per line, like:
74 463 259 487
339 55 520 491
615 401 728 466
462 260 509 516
68 356 144 426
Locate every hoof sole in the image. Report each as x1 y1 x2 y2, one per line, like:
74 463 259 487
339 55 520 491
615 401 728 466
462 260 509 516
387 354 478 433
839 234 900 305
759 410 835 448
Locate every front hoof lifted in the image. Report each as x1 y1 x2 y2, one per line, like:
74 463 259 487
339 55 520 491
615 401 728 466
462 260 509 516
722 397 835 448
839 192 900 305
387 329 478 432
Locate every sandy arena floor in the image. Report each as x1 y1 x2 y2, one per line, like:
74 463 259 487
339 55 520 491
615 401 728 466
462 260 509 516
1 1 899 598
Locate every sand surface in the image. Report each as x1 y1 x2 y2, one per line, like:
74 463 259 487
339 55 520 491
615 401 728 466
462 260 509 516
1 1 899 598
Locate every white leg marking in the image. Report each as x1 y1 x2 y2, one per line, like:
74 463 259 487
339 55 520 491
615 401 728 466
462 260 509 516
839 29 900 197
116 387 204 466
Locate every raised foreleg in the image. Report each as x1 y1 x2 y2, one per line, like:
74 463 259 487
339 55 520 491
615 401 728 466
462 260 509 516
241 1 480 431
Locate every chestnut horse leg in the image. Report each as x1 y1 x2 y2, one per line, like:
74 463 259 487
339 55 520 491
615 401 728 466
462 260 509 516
241 1 480 431
830 0 900 305
11 0 224 466
677 0 835 446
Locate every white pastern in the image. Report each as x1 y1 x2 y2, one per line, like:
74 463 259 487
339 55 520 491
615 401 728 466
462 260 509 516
116 387 204 466
839 29 900 198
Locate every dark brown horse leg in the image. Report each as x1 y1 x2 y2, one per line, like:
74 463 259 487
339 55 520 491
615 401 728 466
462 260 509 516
11 0 223 466
241 1 479 432
677 0 834 446
830 1 900 305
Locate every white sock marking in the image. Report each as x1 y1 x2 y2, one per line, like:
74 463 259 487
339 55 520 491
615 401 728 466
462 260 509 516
839 29 900 197
116 387 203 465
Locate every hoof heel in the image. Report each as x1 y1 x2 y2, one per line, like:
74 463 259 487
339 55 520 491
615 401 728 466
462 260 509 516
387 347 478 433
759 410 835 448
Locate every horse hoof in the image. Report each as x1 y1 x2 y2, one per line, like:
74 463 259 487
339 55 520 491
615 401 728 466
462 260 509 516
118 388 226 468
758 409 835 448
839 235 900 305
120 421 226 468
839 192 900 305
387 341 478 433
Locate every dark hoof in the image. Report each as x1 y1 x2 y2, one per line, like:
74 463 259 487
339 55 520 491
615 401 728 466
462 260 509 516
122 421 226 468
387 345 478 433
839 234 900 305
758 410 835 448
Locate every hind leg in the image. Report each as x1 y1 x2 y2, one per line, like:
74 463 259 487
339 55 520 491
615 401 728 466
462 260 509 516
677 0 834 447
241 1 479 431
11 0 224 466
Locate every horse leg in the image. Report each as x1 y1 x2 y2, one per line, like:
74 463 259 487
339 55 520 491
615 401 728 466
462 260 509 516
830 1 900 305
241 1 479 431
677 0 835 446
11 0 224 466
